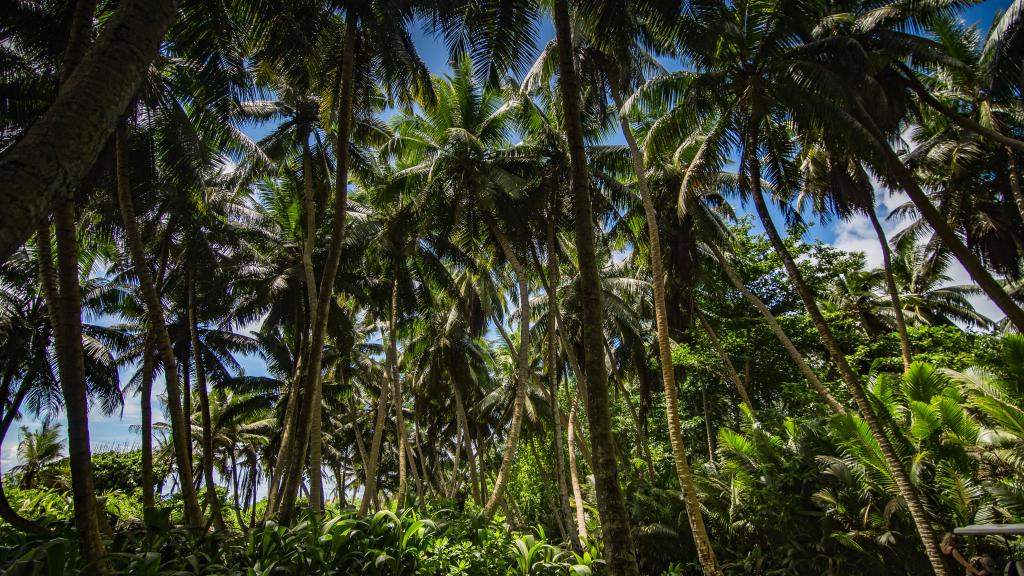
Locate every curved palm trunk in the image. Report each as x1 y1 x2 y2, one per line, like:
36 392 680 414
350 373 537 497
188 271 224 529
360 320 393 515
866 208 913 370
745 129 947 576
116 124 203 529
610 79 721 575
554 5 639 572
546 209 580 549
0 377 47 534
566 394 589 541
483 221 529 517
697 311 754 412
278 17 357 523
709 243 846 414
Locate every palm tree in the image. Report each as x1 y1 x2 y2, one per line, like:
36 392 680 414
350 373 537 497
627 1 948 571
12 421 65 490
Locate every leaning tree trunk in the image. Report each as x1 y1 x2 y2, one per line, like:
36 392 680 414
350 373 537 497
697 310 754 412
0 377 46 534
116 124 203 529
277 17 357 523
546 206 580 549
709 243 845 414
188 270 224 529
610 79 721 575
865 208 913 370
1007 148 1024 220
483 221 529 517
0 0 180 263
453 387 482 505
745 128 947 576
553 3 639 574
360 303 394 515
566 394 589 542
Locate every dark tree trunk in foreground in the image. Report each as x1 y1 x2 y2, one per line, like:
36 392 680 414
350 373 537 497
552 1 639 573
0 0 180 264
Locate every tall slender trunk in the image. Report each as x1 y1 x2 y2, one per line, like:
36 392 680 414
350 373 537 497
745 128 946 576
278 17 357 523
566 394 588 541
182 350 193 463
483 221 529 516
230 450 247 530
1007 148 1024 229
610 78 720 574
553 6 638 572
115 124 203 528
866 208 912 370
188 270 223 528
389 276 409 511
454 387 481 505
697 311 754 412
139 329 156 508
546 208 580 549
360 328 392 515
702 387 715 460
709 244 846 414
603 339 655 480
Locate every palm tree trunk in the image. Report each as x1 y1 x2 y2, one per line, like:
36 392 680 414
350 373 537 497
388 276 409 511
745 128 947 576
230 450 247 530
546 208 580 549
453 387 481 505
188 270 224 529
0 376 46 534
360 333 392 515
0 0 180 263
278 16 357 523
603 339 655 480
610 79 720 575
702 387 715 460
1007 148 1024 224
140 329 157 508
866 208 913 370
697 311 754 412
115 124 203 529
566 394 588 541
483 221 529 517
553 8 638 570
709 243 846 414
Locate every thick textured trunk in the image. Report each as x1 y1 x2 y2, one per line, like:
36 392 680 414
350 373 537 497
746 129 946 576
278 17 357 523
553 4 638 568
483 221 529 516
710 243 846 414
0 0 180 263
697 311 754 412
188 271 223 529
546 209 580 549
116 124 203 528
611 80 720 574
866 208 912 370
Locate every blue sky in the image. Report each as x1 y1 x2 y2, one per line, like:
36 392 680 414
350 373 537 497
1 0 1014 472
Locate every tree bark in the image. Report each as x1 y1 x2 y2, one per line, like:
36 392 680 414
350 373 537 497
483 221 529 517
610 78 720 574
0 0 180 263
389 276 409 511
866 208 913 370
567 394 588 541
300 127 324 515
188 270 224 529
454 387 481 505
553 4 639 573
360 334 392 515
277 16 357 523
546 206 580 549
116 124 203 529
746 128 947 576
